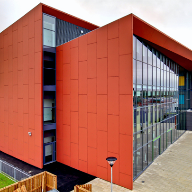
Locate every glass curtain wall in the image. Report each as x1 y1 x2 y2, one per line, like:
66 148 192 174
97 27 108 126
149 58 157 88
133 35 189 179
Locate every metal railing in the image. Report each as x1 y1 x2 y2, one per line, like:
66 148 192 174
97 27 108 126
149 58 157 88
0 159 31 182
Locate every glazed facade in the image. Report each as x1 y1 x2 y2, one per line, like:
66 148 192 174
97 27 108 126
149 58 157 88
133 35 190 179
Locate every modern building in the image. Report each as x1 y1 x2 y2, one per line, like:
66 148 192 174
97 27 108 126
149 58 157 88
0 3 191 190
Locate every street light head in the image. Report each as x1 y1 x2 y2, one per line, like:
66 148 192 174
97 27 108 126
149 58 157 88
106 157 117 167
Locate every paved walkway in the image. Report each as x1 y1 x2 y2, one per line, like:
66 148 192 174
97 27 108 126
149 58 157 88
71 131 192 192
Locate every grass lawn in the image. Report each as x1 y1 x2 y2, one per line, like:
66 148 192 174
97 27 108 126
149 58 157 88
0 173 15 188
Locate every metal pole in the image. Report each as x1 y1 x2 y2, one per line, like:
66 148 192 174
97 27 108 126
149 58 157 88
111 166 113 192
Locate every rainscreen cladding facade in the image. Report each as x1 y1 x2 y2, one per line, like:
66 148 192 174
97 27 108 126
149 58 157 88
1 4 192 191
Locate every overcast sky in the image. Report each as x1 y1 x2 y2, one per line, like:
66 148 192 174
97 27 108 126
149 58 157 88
1 0 192 49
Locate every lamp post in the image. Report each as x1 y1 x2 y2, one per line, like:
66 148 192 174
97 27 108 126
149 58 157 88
106 157 117 192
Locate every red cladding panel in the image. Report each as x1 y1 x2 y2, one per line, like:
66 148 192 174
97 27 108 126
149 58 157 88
56 80 63 111
120 95 132 135
79 35 87 62
97 131 108 168
28 9 35 38
8 46 13 72
23 85 29 114
34 4 42 21
120 173 132 189
56 50 63 81
35 52 42 84
71 112 78 144
70 47 78 79
29 99 35 129
97 26 107 59
108 38 119 77
120 134 132 176
97 166 108 181
87 30 96 44
18 70 23 98
63 43 70 64
88 113 96 148
88 147 97 176
23 25 29 56
97 58 107 94
28 129 35 160
71 80 78 111
119 15 133 55
8 26 13 46
87 43 96 79
71 143 79 169
18 20 23 43
29 69 35 98
35 20 42 53
79 95 87 128
18 99 23 127
79 160 87 173
23 55 29 84
87 79 96 113
3 34 8 61
29 38 35 69
63 95 70 125
63 64 70 94
79 61 87 94
120 54 132 94
35 115 42 147
71 38 78 48
63 125 71 156
108 115 119 154
108 77 119 115
56 110 63 139
13 30 18 58
79 128 87 161
108 20 118 39
35 84 42 116
23 114 29 143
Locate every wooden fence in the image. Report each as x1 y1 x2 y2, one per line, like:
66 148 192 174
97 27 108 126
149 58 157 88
74 184 92 192
0 171 57 192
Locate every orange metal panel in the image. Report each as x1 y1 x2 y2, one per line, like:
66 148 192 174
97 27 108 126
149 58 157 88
17 126 24 156
23 55 29 84
119 15 133 55
88 113 96 148
79 95 87 128
88 147 97 176
8 26 13 46
119 134 132 176
87 43 96 79
56 80 63 111
23 84 29 114
35 52 42 84
79 61 87 94
8 99 13 125
12 30 18 58
34 115 42 147
56 50 63 81
71 143 79 169
23 25 29 56
70 38 79 48
13 85 18 112
97 131 108 168
29 68 35 98
120 95 132 135
63 125 71 156
18 70 23 98
97 58 107 94
28 9 35 39
97 95 107 132
34 146 43 168
70 47 78 79
87 30 96 44
108 77 119 115
70 80 78 112
108 20 119 40
23 141 29 162
34 4 42 22
62 43 70 64
56 139 63 162
18 99 23 126
63 154 71 167
71 112 78 144
63 64 71 94
4 60 9 86
97 166 108 181
8 72 13 99
34 20 42 53
108 115 119 154
97 26 108 59
17 42 23 71
79 35 87 62
79 127 87 161
4 111 8 136
17 20 23 43
28 128 35 160
29 38 35 69
87 79 96 113
23 114 29 143
63 95 70 125
0 33 3 49
13 58 18 85
35 84 42 116
79 160 87 173
120 173 132 189
8 46 13 72
56 110 63 139
119 54 132 95
3 34 8 61
4 86 8 111
29 99 35 129
108 38 119 77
